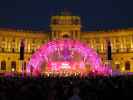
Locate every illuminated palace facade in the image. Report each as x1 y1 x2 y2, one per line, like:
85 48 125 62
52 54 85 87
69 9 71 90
0 12 133 74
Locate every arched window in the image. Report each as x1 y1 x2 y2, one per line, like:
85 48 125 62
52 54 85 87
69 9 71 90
125 61 130 70
62 34 70 38
11 61 16 72
1 61 6 70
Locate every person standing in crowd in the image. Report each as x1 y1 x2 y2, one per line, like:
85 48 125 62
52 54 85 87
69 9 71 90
68 87 81 100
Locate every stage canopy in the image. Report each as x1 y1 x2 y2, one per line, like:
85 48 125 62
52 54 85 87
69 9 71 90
27 39 112 76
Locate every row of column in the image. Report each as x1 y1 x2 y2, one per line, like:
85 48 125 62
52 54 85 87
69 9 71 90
0 38 43 53
84 36 133 53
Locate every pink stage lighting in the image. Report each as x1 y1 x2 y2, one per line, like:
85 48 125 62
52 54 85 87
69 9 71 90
27 39 112 76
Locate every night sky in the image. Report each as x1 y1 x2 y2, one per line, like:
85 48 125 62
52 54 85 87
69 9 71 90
0 0 133 31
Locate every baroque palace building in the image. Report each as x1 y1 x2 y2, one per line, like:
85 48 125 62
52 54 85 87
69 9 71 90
0 11 133 74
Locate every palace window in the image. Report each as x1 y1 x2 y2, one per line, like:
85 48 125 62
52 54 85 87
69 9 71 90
2 37 5 41
86 40 90 44
32 49 35 54
11 61 16 72
73 19 80 25
12 48 15 53
12 39 15 42
96 48 99 53
116 49 119 53
115 64 120 70
125 61 130 70
52 19 58 24
1 61 6 70
42 40 44 44
1 48 4 52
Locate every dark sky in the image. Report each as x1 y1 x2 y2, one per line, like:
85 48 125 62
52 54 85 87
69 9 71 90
0 0 133 31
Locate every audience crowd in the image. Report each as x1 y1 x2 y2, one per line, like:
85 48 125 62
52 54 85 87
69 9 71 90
0 75 133 100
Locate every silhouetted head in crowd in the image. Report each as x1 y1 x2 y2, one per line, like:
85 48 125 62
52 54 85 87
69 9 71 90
73 87 80 95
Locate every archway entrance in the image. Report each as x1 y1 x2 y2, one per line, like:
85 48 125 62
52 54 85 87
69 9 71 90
27 39 112 76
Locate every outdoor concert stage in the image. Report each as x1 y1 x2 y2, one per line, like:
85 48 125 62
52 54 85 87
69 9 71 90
27 39 112 77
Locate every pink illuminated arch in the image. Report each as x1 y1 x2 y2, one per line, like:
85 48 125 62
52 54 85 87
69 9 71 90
27 39 112 75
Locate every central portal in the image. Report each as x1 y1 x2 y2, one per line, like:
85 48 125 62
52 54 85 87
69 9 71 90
27 39 112 76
